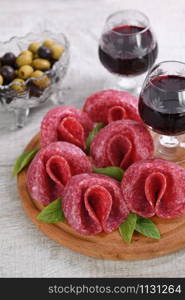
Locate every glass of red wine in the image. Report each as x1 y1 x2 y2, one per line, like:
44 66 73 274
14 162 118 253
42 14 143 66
98 9 158 94
139 60 185 163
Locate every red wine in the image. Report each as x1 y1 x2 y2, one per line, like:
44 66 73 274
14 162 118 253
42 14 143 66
139 75 185 135
99 25 158 76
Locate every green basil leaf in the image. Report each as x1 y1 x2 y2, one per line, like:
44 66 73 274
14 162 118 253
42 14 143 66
13 149 39 176
86 122 105 153
135 216 160 239
93 166 124 181
119 213 137 243
37 198 65 223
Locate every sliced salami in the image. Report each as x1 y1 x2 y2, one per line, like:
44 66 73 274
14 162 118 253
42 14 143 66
83 89 141 124
27 142 92 205
40 106 94 149
62 173 129 235
90 120 153 169
121 158 185 219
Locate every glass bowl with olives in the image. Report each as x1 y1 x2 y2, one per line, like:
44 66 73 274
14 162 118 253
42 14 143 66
0 30 70 128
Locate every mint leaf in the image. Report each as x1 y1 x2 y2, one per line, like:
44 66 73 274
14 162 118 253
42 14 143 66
37 198 65 223
135 216 160 239
93 166 124 181
119 213 137 243
86 122 105 153
13 149 39 176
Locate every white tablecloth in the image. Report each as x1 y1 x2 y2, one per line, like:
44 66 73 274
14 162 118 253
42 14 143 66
1 0 185 277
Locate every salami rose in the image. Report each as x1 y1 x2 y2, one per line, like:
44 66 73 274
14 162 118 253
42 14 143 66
62 173 129 235
83 89 141 124
121 158 185 219
27 142 92 205
90 120 153 169
40 106 94 149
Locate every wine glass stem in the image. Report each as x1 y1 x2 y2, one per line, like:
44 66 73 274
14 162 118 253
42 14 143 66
116 74 145 96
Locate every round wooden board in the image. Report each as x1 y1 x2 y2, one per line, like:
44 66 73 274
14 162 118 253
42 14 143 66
17 133 185 260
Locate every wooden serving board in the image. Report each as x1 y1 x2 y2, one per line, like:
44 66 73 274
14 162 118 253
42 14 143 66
17 133 185 260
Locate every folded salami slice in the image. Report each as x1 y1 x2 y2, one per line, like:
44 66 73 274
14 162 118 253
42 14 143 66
62 173 129 235
27 142 92 205
83 89 141 124
90 120 153 169
40 106 94 149
121 158 185 219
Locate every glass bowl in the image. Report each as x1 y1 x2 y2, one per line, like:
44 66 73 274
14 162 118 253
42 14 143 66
0 30 70 128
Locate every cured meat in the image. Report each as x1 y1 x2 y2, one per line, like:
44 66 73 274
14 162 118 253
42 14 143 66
27 142 92 205
90 120 153 169
121 158 185 219
40 106 94 149
83 89 141 124
62 173 129 235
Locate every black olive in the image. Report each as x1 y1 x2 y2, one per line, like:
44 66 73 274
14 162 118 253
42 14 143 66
6 97 14 104
1 52 16 68
28 82 44 97
50 58 57 67
0 65 16 84
37 46 52 60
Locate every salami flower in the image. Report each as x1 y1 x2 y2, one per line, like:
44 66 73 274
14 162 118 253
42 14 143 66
40 106 94 150
62 173 129 235
83 89 141 124
121 158 185 219
27 142 92 205
90 120 153 170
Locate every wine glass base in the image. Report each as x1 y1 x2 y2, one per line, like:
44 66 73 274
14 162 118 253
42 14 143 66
151 131 185 164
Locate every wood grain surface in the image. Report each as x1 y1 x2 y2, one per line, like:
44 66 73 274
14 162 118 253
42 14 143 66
17 133 185 260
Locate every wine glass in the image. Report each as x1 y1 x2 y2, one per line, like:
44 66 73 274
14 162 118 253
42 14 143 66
138 60 185 163
98 9 158 95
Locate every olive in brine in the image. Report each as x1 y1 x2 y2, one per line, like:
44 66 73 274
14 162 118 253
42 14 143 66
37 46 52 60
1 52 16 67
16 55 32 67
31 70 50 88
11 78 26 93
0 66 16 84
32 58 51 70
19 50 33 59
51 44 64 60
43 40 55 49
18 65 34 80
28 42 40 54
29 83 44 97
0 74 3 85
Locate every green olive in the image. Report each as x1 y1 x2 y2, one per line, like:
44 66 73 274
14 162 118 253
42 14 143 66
51 44 65 60
32 58 51 70
18 65 34 80
19 50 33 58
0 75 3 85
31 70 50 88
16 54 32 67
11 78 26 92
28 42 40 54
43 40 55 49
34 53 39 59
